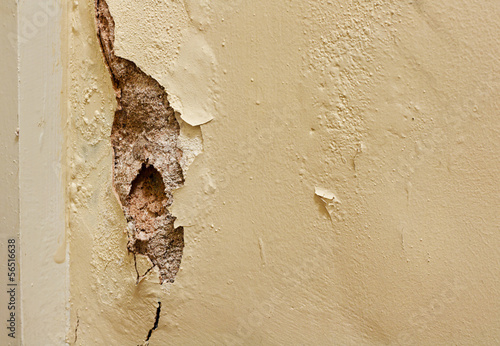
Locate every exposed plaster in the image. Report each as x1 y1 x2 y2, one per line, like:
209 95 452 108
68 0 500 344
95 0 184 284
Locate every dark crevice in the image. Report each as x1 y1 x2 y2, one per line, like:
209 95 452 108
74 313 80 344
145 302 162 342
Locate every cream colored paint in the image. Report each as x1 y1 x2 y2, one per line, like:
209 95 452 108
68 0 500 345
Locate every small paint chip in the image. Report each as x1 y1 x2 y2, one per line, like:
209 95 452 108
315 187 340 203
315 187 344 221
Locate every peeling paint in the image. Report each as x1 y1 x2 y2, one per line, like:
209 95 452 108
315 187 343 221
68 0 500 344
96 0 184 283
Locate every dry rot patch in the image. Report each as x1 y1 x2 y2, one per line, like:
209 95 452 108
95 0 184 283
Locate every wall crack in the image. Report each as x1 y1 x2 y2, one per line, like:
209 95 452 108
74 313 80 344
145 302 162 343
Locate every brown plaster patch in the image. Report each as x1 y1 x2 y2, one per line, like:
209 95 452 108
95 0 184 283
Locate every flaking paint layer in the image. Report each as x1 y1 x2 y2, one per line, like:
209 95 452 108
68 0 500 344
96 0 185 284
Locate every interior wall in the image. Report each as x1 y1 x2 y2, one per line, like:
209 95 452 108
68 0 500 344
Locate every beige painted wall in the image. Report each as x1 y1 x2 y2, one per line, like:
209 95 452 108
67 0 500 345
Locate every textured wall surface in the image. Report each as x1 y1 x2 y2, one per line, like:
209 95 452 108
67 0 500 344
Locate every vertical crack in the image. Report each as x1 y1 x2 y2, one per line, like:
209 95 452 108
74 313 80 344
95 0 184 283
145 302 162 342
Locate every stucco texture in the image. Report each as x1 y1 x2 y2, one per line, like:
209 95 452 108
67 0 500 344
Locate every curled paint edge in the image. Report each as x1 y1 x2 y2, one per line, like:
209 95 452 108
180 113 213 127
315 187 340 203
168 93 213 127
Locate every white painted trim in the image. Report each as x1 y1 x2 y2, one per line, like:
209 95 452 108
17 0 68 344
0 0 21 344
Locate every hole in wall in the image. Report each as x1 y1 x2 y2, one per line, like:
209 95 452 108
95 0 184 284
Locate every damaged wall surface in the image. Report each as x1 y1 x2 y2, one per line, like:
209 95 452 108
96 0 184 284
67 0 500 344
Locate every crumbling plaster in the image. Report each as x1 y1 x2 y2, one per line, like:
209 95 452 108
67 0 500 344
